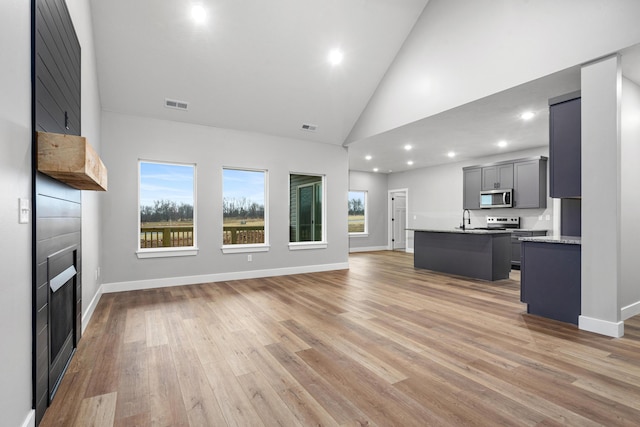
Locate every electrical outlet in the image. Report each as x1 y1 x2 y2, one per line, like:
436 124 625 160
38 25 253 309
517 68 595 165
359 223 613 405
538 215 543 220
248 254 252 262
545 214 551 220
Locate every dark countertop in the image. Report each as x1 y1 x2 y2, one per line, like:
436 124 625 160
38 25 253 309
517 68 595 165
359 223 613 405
519 235 581 245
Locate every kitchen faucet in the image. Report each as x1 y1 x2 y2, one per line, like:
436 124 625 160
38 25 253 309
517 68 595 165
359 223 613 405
462 209 471 230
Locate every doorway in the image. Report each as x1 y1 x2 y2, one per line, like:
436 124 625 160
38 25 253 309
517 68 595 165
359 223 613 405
389 189 408 251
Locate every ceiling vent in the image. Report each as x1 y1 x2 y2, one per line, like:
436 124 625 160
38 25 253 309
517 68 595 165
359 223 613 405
165 98 189 111
301 123 318 132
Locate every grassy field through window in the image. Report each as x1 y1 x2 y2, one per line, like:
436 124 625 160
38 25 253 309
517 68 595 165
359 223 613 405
348 215 365 233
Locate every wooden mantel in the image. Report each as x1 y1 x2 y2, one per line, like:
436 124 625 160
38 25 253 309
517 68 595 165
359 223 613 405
37 131 108 191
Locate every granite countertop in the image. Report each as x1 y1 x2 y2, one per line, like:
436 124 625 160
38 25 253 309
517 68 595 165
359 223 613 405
407 228 512 235
519 235 582 245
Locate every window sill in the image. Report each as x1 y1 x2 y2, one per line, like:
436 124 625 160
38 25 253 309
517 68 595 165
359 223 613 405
349 233 369 238
221 244 270 254
288 242 328 251
136 247 199 259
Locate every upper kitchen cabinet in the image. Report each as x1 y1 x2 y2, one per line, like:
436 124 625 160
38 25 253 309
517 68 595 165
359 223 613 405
481 163 513 190
514 158 547 209
463 167 481 209
549 92 581 198
463 157 547 210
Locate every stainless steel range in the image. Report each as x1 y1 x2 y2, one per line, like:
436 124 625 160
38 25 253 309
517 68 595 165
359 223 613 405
486 216 520 230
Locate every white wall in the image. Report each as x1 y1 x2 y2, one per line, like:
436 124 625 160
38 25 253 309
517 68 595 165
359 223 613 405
66 0 104 329
348 0 640 143
100 111 349 289
0 1 35 426
387 147 552 251
620 76 640 316
348 171 389 251
580 55 623 337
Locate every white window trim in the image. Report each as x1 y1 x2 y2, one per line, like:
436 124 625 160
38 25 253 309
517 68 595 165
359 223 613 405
221 244 271 254
348 189 368 236
138 160 197 256
137 247 199 259
221 167 269 252
349 233 369 238
289 172 327 246
288 242 328 251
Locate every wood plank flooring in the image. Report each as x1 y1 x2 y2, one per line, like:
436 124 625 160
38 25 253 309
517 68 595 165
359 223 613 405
41 251 640 426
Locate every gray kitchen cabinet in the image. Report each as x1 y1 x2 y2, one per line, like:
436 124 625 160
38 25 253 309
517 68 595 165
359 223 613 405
521 240 581 324
481 163 513 190
463 167 481 210
514 158 547 208
549 92 581 198
463 156 547 210
511 230 547 268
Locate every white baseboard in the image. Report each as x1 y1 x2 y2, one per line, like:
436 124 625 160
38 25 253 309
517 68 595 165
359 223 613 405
102 262 349 294
579 315 624 338
82 284 104 333
21 410 35 427
349 246 389 253
621 300 640 320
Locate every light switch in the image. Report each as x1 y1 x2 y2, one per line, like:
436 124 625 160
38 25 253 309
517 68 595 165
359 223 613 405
19 198 30 224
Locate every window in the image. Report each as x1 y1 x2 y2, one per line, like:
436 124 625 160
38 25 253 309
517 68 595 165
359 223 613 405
138 161 197 258
222 168 268 253
289 173 326 249
348 190 367 235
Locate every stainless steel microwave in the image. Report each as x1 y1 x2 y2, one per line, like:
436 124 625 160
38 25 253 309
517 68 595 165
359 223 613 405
480 189 513 209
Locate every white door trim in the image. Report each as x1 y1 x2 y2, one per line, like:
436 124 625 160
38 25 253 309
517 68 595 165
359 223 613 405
388 188 409 251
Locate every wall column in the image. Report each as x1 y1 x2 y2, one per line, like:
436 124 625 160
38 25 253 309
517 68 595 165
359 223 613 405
580 54 623 337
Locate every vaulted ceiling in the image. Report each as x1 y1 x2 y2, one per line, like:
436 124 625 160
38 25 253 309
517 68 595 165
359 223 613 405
89 1 640 174
89 0 429 146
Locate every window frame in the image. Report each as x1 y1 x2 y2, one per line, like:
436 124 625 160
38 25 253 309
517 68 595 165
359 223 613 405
288 172 327 251
136 159 198 259
348 190 368 237
221 167 270 254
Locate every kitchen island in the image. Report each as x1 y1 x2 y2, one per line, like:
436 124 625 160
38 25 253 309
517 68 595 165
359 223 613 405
410 229 512 281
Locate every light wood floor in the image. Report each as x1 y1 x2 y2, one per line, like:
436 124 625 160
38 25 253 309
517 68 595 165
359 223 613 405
41 251 640 426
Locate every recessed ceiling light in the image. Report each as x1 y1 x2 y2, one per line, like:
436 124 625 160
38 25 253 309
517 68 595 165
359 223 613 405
447 151 456 158
191 4 207 24
404 144 412 151
365 155 372 160
388 169 393 173
328 48 344 66
498 140 508 148
407 160 414 166
520 111 535 121
373 168 379 172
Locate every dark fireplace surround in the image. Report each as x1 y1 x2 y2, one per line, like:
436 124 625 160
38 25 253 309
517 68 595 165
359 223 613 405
32 0 83 424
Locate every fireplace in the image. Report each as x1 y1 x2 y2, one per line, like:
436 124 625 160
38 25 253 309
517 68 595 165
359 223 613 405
47 246 78 399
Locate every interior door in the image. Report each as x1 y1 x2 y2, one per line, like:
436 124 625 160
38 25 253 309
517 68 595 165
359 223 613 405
392 192 407 250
